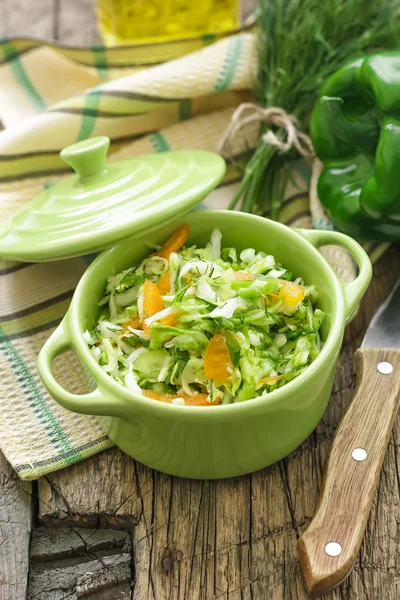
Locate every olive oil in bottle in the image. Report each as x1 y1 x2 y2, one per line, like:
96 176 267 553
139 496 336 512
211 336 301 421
96 0 241 46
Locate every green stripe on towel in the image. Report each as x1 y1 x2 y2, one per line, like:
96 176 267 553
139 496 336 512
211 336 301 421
77 91 102 141
92 46 108 80
148 131 170 153
179 99 192 121
213 35 243 92
3 42 46 110
14 435 112 478
0 326 79 463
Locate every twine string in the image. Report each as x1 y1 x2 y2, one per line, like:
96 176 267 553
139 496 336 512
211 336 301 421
218 102 315 158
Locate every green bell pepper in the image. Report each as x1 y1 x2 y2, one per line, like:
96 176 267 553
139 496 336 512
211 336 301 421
311 52 400 241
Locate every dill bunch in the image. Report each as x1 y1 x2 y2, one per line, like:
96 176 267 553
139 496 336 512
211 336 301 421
230 0 400 217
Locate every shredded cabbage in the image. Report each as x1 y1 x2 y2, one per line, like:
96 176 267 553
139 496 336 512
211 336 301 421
87 227 326 405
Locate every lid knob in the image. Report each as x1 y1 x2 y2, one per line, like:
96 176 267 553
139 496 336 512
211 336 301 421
60 136 110 179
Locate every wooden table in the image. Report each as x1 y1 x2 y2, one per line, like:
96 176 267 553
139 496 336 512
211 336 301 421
1 3 400 599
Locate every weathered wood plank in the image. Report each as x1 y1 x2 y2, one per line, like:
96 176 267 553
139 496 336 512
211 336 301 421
0 451 32 600
0 0 55 39
28 554 131 600
28 526 132 600
37 246 400 599
0 0 100 45
30 527 131 562
39 447 142 528
57 0 101 45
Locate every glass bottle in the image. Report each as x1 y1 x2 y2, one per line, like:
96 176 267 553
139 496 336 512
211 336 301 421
96 0 243 46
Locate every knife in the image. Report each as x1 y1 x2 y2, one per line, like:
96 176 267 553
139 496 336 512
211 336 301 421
297 277 400 597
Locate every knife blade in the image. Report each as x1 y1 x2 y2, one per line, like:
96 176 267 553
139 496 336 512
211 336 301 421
362 277 400 349
298 277 400 598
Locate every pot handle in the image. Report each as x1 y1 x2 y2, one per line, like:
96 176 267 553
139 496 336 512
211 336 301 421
298 229 372 321
38 318 125 418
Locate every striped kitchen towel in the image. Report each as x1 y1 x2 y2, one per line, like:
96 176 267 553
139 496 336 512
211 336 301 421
0 31 387 479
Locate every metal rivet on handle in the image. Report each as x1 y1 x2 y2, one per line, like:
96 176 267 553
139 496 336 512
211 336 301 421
352 448 367 462
325 542 342 557
377 362 393 375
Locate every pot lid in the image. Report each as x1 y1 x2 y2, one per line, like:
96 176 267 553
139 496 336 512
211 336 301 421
0 136 226 262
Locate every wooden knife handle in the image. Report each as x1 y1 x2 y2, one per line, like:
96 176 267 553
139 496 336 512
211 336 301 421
298 347 400 597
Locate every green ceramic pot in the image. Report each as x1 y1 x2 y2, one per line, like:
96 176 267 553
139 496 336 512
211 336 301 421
38 211 372 479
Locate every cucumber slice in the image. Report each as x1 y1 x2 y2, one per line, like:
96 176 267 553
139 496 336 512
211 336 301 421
133 349 170 379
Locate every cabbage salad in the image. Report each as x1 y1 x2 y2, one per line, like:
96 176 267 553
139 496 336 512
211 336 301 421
85 224 325 406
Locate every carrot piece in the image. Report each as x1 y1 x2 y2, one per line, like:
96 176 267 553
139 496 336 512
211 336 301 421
160 311 178 327
282 282 305 306
142 389 220 406
258 374 285 385
204 333 234 383
123 316 140 331
270 280 305 306
182 394 220 406
157 271 171 295
156 223 190 259
142 279 163 332
233 271 255 280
